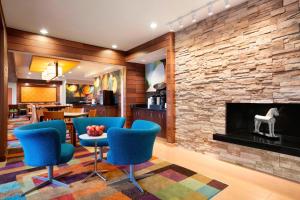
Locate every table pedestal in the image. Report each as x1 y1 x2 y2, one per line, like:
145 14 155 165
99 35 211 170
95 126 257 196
82 141 107 182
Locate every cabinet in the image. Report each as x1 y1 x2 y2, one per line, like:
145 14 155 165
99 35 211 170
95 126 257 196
132 107 166 138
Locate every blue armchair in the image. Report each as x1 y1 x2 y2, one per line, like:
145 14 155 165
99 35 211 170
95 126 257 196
73 117 126 159
14 120 75 196
107 120 161 192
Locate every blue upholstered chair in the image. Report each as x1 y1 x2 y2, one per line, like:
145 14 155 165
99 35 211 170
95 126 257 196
14 120 75 196
73 117 126 160
107 120 161 192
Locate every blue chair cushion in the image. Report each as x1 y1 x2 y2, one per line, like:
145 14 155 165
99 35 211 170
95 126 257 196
79 138 108 147
59 143 75 164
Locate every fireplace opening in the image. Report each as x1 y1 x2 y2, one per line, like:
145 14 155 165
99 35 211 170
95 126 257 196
213 103 300 157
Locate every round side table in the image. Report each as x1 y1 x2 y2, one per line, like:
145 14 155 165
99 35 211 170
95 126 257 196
79 133 108 182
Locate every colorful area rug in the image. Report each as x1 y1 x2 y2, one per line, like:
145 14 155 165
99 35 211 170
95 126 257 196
7 117 31 149
0 147 228 200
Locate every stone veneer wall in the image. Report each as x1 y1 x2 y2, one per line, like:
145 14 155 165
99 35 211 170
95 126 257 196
175 0 300 182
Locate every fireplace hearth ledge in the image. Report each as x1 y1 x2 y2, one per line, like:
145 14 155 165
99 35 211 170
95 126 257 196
213 133 300 157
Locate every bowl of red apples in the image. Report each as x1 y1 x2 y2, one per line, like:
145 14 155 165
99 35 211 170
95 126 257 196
86 125 105 137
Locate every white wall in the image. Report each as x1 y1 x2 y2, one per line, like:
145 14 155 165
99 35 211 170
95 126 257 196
60 80 66 105
8 82 17 104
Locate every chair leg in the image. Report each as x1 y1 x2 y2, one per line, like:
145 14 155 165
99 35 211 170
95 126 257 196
21 166 70 196
108 165 153 193
129 165 144 193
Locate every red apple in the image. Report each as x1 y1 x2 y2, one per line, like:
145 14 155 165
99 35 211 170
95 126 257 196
99 125 105 131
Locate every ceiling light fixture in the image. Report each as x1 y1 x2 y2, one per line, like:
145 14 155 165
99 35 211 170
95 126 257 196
112 44 118 49
167 0 231 33
168 23 175 32
77 65 81 69
28 72 32 75
192 12 197 23
208 2 214 16
41 62 62 81
150 22 158 29
224 0 231 8
68 71 72 74
178 19 184 29
25 83 29 86
40 28 48 35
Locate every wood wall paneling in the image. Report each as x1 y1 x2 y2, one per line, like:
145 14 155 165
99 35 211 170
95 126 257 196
7 28 126 66
126 32 176 143
0 2 8 161
125 63 146 127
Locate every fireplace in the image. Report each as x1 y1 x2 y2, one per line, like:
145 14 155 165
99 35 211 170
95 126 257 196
213 103 300 157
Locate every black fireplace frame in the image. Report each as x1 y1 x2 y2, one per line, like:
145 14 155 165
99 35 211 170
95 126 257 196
213 102 300 157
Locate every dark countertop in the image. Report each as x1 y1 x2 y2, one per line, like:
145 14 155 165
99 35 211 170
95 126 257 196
73 103 118 107
131 104 166 112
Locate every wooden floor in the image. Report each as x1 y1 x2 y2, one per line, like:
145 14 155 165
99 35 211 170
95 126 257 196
153 139 300 200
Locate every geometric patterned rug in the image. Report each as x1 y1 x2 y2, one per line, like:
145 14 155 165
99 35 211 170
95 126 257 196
7 117 31 149
0 146 228 200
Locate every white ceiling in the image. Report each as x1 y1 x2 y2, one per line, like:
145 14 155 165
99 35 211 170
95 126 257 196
129 48 166 64
1 0 247 51
12 51 123 82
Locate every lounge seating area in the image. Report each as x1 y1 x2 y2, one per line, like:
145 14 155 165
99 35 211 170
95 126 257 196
1 0 300 199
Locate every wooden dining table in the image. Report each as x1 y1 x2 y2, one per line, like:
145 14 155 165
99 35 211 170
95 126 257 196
64 112 88 146
64 112 88 118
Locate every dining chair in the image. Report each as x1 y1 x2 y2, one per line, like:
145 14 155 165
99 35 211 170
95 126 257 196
43 111 64 121
88 109 97 117
31 105 39 123
107 120 161 193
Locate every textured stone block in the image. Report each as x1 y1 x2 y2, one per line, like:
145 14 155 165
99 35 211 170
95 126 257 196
175 0 300 182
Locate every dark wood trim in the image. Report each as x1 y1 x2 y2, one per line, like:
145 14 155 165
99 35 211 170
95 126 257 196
0 1 8 161
7 28 126 66
18 78 62 85
124 63 146 127
125 33 171 62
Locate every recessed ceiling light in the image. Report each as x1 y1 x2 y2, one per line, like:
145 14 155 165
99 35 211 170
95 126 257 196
112 44 118 49
28 72 32 75
150 22 157 29
40 28 48 35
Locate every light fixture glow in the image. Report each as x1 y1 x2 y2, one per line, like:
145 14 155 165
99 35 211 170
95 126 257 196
41 62 62 81
77 65 81 69
40 28 48 35
168 23 175 32
112 44 118 49
208 2 214 16
25 83 29 86
68 71 72 74
178 20 184 29
224 0 231 8
150 22 158 29
192 13 197 23
28 72 32 75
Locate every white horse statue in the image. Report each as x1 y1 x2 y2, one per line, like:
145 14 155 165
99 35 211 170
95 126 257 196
254 108 279 138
